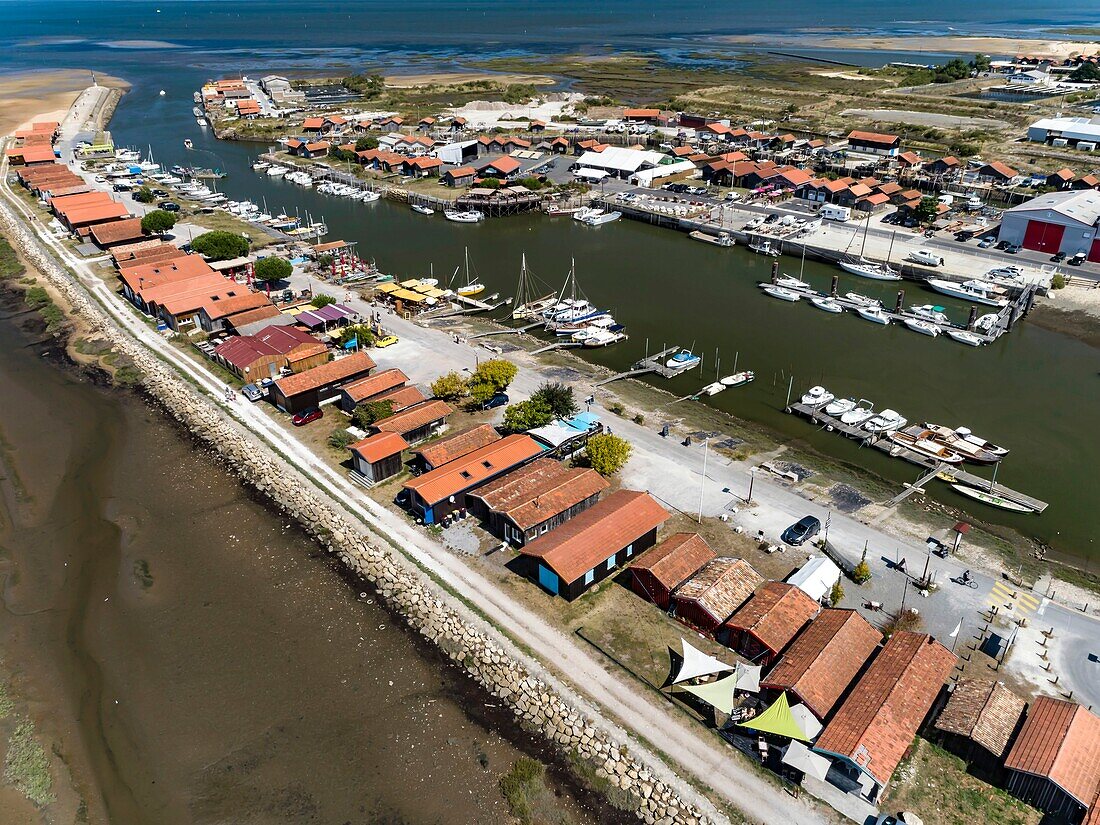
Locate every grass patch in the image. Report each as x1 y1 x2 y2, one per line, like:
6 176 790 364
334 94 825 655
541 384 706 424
499 757 576 825
3 719 55 807
133 559 154 588
0 681 13 719
884 739 1041 825
0 239 25 280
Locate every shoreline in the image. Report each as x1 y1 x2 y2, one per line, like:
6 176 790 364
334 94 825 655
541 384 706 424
718 33 1100 59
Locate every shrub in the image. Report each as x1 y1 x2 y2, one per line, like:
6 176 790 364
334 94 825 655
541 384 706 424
132 186 155 203
530 381 578 418
310 293 336 308
254 256 292 284
607 402 625 416
828 580 845 607
191 230 249 261
852 560 872 585
583 433 632 476
501 398 554 433
140 209 177 234
431 371 468 402
352 399 394 428
1051 272 1066 290
328 429 356 449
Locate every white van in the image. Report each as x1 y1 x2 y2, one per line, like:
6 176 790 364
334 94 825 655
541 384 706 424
820 204 851 222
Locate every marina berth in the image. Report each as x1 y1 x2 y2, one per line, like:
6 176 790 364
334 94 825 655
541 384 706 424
925 278 1009 308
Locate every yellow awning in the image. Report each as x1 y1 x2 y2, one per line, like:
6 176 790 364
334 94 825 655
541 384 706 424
375 282 400 294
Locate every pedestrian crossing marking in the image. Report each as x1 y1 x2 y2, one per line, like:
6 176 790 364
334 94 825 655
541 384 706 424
986 581 1039 615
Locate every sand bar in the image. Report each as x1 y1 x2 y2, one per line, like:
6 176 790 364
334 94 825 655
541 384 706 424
723 34 1100 59
0 69 128 136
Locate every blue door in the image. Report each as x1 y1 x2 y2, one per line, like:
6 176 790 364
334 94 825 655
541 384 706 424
538 564 559 595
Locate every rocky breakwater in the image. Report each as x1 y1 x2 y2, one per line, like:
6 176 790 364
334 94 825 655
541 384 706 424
0 200 728 825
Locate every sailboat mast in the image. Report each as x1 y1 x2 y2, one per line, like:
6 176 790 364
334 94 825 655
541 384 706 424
859 213 870 259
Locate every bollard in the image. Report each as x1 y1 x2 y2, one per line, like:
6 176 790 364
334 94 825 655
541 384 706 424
967 305 978 330
830 274 839 297
894 290 905 314
771 260 779 285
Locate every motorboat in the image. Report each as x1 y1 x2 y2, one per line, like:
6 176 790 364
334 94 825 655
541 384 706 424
838 258 901 281
572 207 604 222
700 382 726 396
579 209 622 226
921 424 1001 464
845 292 881 308
907 304 951 324
360 191 381 203
945 328 985 346
582 329 626 347
888 427 965 464
197 117 208 127
926 278 1008 308
720 371 754 387
411 204 435 216
856 306 891 325
974 313 1000 333
810 295 843 313
824 397 856 417
666 350 701 371
748 239 780 256
761 284 800 302
840 399 875 426
864 409 907 434
906 249 944 267
800 386 834 407
689 230 734 247
184 139 194 150
266 166 288 177
557 314 615 336
445 209 485 223
775 274 811 290
924 424 1008 457
951 484 1036 513
904 317 940 337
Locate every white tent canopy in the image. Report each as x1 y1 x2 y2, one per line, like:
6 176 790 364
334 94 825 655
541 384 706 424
733 662 761 693
782 740 831 781
673 638 735 683
787 555 841 602
789 702 823 740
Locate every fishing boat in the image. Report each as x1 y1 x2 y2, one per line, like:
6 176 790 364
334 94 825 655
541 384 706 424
920 425 1000 464
444 209 484 223
856 306 891 325
888 426 965 464
511 254 557 320
840 399 875 426
761 284 800 302
810 295 843 313
747 238 780 256
951 484 1036 513
689 230 734 247
907 304 951 324
800 386 834 407
864 409 907 434
838 214 901 280
579 209 622 226
411 204 435 216
700 382 727 396
926 278 1008 308
924 424 1008 457
720 371 755 388
945 328 985 346
666 350 701 371
183 139 193 150
360 191 382 203
904 318 940 337
824 397 856 417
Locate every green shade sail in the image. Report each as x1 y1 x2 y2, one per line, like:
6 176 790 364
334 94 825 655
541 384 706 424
738 692 811 742
678 672 740 715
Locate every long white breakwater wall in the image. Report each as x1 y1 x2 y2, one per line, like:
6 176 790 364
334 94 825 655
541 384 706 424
0 200 729 825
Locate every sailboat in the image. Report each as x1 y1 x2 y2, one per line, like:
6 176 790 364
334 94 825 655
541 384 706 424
511 254 557 320
453 248 486 297
838 215 901 281
545 261 606 325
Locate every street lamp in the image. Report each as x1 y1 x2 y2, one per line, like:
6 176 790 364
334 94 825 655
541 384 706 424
747 466 756 503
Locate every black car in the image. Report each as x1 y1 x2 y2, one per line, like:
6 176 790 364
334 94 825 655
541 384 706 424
781 515 821 546
1051 250 1067 262
151 188 169 198
996 240 1011 250
157 201 181 212
955 230 974 242
764 213 779 224
1004 243 1021 254
482 392 509 410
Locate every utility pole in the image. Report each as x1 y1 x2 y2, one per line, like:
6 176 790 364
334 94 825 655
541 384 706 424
697 438 709 523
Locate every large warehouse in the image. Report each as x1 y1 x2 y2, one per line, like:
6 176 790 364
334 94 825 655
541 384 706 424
997 190 1100 260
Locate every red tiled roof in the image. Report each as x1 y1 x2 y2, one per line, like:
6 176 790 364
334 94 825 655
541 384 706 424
848 183 872 197
415 423 500 468
724 581 819 655
897 151 922 165
983 161 1019 179
372 399 453 435
214 325 322 370
89 217 145 246
274 351 375 397
1005 697 1100 806
673 558 763 624
341 368 408 404
761 609 882 720
848 130 900 146
350 432 408 464
485 156 521 174
302 117 324 129
520 490 669 584
445 166 476 178
861 193 891 206
934 678 1027 758
64 202 131 226
468 458 609 530
814 632 956 787
403 434 543 507
624 108 660 118
371 384 427 412
1051 168 1075 180
628 533 716 590
201 291 272 320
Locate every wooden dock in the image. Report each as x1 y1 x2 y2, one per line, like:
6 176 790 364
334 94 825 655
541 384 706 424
595 346 699 386
787 402 1048 512
468 320 543 339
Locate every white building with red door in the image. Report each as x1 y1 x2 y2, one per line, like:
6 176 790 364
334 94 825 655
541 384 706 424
997 189 1100 261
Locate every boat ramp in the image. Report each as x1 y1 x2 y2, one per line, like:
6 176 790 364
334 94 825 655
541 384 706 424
786 401 1048 513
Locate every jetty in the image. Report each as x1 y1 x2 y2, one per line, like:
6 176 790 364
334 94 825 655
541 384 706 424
596 346 699 386
786 402 1048 513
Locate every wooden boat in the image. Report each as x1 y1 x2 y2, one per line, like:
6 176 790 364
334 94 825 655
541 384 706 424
923 424 1008 457
922 424 1000 465
888 426 965 464
951 484 1036 513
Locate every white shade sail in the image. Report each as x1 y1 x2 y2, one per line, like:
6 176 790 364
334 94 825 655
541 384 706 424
673 638 735 683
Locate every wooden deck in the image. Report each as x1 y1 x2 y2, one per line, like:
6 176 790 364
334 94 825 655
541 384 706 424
595 346 699 386
788 402 1048 513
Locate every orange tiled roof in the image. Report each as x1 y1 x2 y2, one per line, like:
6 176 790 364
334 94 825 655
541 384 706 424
274 351 375 397
1005 696 1100 806
628 532 716 590
415 423 500 468
403 434 543 506
351 432 408 463
723 581 819 654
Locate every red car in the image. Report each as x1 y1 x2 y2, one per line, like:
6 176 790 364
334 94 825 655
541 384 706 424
292 407 323 426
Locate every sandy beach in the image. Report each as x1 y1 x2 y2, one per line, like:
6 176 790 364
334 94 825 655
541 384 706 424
723 33 1100 59
385 71 554 88
0 69 128 136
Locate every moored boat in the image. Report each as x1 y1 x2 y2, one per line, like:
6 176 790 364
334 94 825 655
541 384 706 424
856 306 891 325
689 230 734 247
720 371 754 387
700 381 726 396
840 399 874 426
864 408 907 433
445 209 485 223
761 284 800 302
579 209 622 226
926 278 1008 308
810 295 843 313
824 397 856 417
951 484 1036 513
838 258 901 281
748 238 780 256
666 350 701 371
411 204 435 216
945 328 984 347
888 426 965 464
800 386 834 407
924 424 1008 457
903 317 940 337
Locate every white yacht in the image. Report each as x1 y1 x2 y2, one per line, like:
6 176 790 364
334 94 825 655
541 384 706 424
580 209 622 226
840 400 875 426
761 284 800 301
926 278 1008 308
904 317 941 337
810 295 843 313
839 258 902 281
945 328 985 346
720 371 754 387
856 306 891 325
800 386 834 407
824 397 856 417
411 204 435 216
444 209 485 223
864 409 907 434
266 166 288 177
907 304 951 325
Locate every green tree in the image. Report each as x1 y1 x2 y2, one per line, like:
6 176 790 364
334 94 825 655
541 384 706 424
140 209 177 235
583 433 632 476
342 73 385 98
191 230 249 261
530 381 578 419
467 359 517 405
971 53 992 73
1070 62 1100 82
355 136 379 151
501 398 554 433
310 293 336 308
352 399 394 428
316 253 334 270
253 256 292 284
132 186 155 204
828 580 845 607
933 58 971 83
431 371 469 402
517 176 543 190
480 177 502 190
913 196 940 225
334 323 376 348
853 547 872 585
